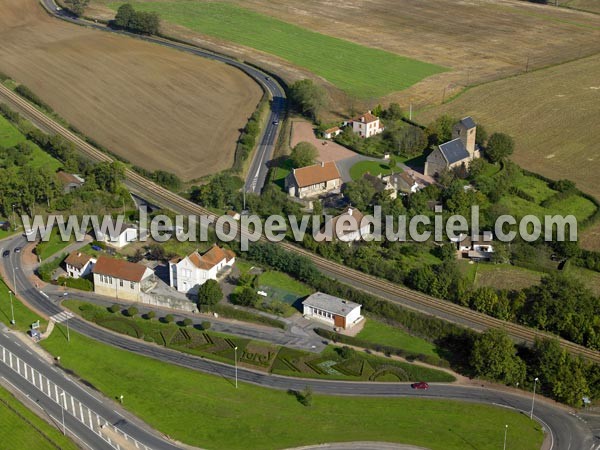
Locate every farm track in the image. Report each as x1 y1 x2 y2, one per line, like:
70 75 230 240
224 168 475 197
1 82 599 365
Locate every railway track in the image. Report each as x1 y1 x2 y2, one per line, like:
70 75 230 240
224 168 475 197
1 83 599 364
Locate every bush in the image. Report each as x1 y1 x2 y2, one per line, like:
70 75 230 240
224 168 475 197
231 287 259 307
182 318 193 327
336 346 357 360
164 314 175 323
201 321 211 330
57 276 93 292
125 307 139 317
108 304 121 314
297 387 313 407
37 255 66 282
145 311 156 320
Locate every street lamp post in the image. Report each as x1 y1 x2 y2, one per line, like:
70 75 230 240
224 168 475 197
119 395 124 404
11 204 16 231
65 315 70 343
59 391 66 435
530 377 539 420
12 267 17 297
234 346 238 389
7 290 15 325
503 424 508 450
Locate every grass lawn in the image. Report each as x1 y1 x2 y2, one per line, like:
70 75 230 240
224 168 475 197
512 175 556 204
271 157 293 190
115 2 446 98
258 271 312 298
0 277 47 332
0 114 24 148
564 264 600 296
40 327 543 449
473 263 543 291
36 228 73 261
0 385 79 450
0 116 62 172
349 160 394 181
357 319 439 357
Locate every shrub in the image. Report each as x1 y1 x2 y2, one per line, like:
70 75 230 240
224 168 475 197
336 346 357 360
164 314 175 323
298 386 313 407
57 276 93 292
78 303 94 312
108 304 121 314
201 321 211 330
15 85 52 112
182 318 193 327
145 311 156 320
125 306 139 317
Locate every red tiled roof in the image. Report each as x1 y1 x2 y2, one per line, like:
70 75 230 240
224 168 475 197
188 245 235 271
324 126 340 134
92 255 150 282
64 251 94 270
292 161 341 188
56 171 83 185
351 112 379 124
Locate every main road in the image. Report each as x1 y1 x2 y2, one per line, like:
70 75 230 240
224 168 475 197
1 235 597 450
40 0 285 195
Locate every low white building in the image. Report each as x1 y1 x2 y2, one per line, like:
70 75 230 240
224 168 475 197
64 251 96 279
323 126 342 139
349 111 383 138
302 292 362 330
95 223 139 249
455 232 494 260
92 255 154 301
169 245 235 294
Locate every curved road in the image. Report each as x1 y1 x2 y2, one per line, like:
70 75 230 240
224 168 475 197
41 0 285 195
1 235 596 450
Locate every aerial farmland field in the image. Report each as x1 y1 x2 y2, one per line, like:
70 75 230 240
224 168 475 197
108 1 447 99
0 0 262 181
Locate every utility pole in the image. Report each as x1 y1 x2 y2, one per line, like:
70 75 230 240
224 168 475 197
234 346 238 389
441 86 447 104
525 56 530 73
530 377 539 419
11 204 16 230
409 103 412 121
8 290 15 325
503 424 508 450
12 267 17 297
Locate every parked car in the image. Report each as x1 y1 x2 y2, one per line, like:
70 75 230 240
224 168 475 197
411 382 429 390
2 250 10 257
91 245 103 251
272 120 279 125
14 247 21 253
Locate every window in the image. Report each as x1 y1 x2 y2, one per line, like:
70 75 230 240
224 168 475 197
130 282 135 289
120 280 124 287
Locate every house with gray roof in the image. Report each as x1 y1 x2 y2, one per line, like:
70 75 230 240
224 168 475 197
424 116 480 177
302 292 363 329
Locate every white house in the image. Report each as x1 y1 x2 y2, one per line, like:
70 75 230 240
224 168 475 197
302 292 363 330
323 126 342 139
169 245 235 294
454 232 494 260
95 222 139 249
64 251 96 279
314 206 371 242
92 255 154 301
349 111 383 138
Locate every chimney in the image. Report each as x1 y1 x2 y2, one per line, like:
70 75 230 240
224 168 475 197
321 161 325 167
77 252 81 257
348 207 353 216
293 168 296 174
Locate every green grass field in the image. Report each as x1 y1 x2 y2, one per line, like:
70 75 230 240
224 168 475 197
258 271 312 297
0 116 62 172
36 228 73 261
357 319 439 357
40 327 543 449
113 1 446 98
0 385 79 450
0 114 24 148
349 160 394 181
0 277 46 332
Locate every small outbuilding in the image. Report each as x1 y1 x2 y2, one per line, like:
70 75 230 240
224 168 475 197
302 292 362 330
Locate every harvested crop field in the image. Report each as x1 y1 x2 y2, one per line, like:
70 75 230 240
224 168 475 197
0 0 262 181
206 0 600 107
418 53 600 243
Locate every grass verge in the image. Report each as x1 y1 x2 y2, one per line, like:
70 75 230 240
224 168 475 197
40 327 543 449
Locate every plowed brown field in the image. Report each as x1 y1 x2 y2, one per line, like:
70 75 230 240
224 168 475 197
0 0 262 180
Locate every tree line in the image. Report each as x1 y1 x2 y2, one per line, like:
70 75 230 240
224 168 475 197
113 4 160 35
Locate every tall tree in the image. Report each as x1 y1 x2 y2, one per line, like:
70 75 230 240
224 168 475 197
114 3 135 28
290 142 318 168
64 0 89 16
197 279 223 306
289 79 328 120
486 133 514 163
471 329 525 384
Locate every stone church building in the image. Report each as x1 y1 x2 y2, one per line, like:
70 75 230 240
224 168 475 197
424 117 480 177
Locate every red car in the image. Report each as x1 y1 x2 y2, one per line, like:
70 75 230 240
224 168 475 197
411 382 429 390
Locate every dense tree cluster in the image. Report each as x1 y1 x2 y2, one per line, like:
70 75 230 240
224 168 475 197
290 142 318 168
288 79 328 120
114 3 160 35
64 0 89 16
